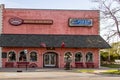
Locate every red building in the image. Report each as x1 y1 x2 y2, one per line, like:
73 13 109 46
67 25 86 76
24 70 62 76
0 4 110 68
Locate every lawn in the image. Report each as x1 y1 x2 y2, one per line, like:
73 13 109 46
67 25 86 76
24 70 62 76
101 64 120 75
101 64 120 68
74 63 120 75
74 69 120 75
102 70 120 75
74 69 94 73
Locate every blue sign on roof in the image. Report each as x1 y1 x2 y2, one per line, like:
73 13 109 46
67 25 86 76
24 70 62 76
69 19 93 27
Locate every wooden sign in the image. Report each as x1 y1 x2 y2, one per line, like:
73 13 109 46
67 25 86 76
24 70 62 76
9 17 53 26
23 19 53 24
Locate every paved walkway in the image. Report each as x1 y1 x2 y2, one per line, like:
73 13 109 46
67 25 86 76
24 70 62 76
0 68 119 80
0 67 116 73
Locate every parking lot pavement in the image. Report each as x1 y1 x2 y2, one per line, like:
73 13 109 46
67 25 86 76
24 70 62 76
0 71 120 80
0 68 120 80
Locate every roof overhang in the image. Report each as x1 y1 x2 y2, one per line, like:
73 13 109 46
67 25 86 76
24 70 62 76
0 34 111 49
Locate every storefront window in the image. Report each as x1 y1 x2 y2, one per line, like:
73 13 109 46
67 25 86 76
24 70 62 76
30 51 37 61
64 52 72 62
75 52 83 62
86 52 93 62
19 51 27 61
8 51 16 61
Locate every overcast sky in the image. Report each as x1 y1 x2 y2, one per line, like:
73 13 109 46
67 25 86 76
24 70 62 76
0 0 96 9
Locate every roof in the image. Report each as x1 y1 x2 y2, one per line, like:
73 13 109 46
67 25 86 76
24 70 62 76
0 34 111 49
6 8 99 11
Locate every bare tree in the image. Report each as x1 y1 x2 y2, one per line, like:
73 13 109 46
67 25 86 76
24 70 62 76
92 0 120 41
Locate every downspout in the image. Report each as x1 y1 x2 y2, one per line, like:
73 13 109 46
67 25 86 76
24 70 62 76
0 4 4 68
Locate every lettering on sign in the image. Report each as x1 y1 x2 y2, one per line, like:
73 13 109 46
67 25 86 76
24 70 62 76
9 17 53 26
69 18 93 27
23 19 53 24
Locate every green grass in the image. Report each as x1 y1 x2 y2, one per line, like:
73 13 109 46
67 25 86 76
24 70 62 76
103 70 120 75
75 69 94 73
101 64 120 75
74 69 120 75
101 64 120 68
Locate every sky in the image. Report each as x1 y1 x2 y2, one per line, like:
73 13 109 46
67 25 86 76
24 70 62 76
0 0 96 9
0 0 119 43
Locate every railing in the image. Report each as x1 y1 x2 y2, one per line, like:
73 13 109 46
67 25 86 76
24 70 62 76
5 62 14 68
17 62 29 68
75 62 84 68
85 62 94 68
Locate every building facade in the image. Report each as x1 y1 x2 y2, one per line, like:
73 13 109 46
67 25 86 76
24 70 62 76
0 4 110 68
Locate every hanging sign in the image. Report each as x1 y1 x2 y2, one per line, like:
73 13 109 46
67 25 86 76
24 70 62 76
9 17 53 26
69 18 93 27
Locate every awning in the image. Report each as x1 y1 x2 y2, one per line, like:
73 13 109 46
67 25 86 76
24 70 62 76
0 34 111 49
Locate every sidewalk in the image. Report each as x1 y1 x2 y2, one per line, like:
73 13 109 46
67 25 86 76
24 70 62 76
0 68 63 72
0 67 116 73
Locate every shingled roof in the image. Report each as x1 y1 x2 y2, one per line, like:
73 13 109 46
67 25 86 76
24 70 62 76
0 34 111 49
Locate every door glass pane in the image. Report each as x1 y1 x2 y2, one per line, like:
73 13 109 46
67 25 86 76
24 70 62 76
51 54 55 65
45 54 49 65
44 53 57 67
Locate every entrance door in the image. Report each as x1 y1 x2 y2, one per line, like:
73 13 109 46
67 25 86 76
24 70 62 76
44 52 57 67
